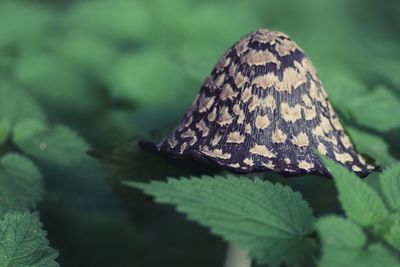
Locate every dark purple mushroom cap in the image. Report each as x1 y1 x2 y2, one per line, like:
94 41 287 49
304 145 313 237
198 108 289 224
149 29 376 177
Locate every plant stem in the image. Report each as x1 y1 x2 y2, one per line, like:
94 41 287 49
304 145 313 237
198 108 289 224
224 243 251 267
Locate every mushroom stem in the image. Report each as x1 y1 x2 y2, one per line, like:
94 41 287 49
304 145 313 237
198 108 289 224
220 170 254 267
224 243 251 267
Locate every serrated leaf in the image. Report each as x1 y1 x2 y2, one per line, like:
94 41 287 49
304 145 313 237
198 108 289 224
348 127 396 167
322 156 389 226
12 120 90 165
349 86 400 132
317 216 400 267
0 153 44 217
125 175 316 266
0 83 45 126
0 212 59 267
380 164 400 211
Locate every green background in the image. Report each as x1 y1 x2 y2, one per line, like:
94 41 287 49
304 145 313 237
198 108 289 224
0 0 399 266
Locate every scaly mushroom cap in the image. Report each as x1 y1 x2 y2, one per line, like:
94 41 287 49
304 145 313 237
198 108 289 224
151 29 376 177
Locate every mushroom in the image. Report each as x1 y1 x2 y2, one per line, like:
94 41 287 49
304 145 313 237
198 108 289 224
144 29 376 178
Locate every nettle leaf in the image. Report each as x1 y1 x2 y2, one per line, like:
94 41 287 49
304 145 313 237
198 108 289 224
12 120 90 165
322 157 389 226
348 127 396 167
0 153 44 217
317 216 400 267
380 163 400 211
349 86 400 132
125 175 316 266
0 83 45 127
0 212 59 267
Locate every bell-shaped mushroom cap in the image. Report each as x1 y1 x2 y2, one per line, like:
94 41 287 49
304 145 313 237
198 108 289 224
151 29 376 177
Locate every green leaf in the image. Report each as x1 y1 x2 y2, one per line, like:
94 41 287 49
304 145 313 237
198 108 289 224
322 156 389 226
382 214 400 251
13 120 90 165
317 216 400 267
0 153 43 217
349 86 400 132
0 83 45 126
317 216 365 266
125 175 316 266
359 244 400 267
0 212 59 267
380 164 400 211
379 165 400 250
348 127 396 167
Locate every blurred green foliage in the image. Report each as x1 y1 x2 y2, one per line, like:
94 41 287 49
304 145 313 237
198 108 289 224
0 0 399 266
